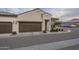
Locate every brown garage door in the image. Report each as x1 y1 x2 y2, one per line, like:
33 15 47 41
19 22 42 32
0 22 12 34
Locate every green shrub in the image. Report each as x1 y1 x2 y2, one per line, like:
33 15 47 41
58 29 60 31
50 28 54 32
50 28 64 32
50 28 57 32
60 29 63 31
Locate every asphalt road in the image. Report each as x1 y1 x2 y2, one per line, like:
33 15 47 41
0 28 79 50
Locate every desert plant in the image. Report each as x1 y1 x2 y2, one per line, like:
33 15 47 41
61 29 64 31
12 31 17 35
43 30 46 33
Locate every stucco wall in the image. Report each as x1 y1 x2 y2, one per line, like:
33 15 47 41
17 9 52 32
0 16 17 22
0 9 52 33
0 16 18 33
17 10 43 22
42 14 52 31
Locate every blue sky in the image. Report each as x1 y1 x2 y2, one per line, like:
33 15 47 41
0 8 79 21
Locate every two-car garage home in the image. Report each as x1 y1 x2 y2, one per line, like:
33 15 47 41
0 8 52 34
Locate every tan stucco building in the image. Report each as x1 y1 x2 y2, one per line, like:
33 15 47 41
0 8 52 34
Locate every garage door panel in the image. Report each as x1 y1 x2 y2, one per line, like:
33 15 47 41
0 22 12 33
19 22 42 32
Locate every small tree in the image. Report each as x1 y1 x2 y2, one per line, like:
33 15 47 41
51 18 61 28
54 21 61 27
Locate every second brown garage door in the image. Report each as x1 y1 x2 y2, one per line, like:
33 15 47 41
0 22 12 34
19 22 42 32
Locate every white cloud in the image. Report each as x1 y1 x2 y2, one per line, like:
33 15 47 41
45 8 79 21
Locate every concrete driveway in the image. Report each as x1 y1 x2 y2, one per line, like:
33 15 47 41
14 38 79 50
0 28 79 50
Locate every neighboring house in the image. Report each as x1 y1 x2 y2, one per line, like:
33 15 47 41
0 8 52 34
51 17 59 28
69 19 79 25
60 22 72 27
60 19 79 28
